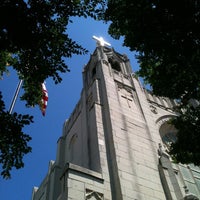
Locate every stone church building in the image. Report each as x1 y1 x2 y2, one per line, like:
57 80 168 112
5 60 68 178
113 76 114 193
31 40 200 200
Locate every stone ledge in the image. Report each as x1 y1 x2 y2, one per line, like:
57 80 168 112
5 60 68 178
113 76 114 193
61 163 104 182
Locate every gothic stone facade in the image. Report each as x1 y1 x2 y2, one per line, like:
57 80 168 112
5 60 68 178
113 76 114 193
32 46 200 200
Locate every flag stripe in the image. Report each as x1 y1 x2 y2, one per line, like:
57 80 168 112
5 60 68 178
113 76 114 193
40 82 48 116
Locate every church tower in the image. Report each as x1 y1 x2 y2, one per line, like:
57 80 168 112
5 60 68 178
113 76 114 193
32 38 200 200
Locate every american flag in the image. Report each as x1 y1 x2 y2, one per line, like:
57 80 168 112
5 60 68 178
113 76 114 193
40 82 48 116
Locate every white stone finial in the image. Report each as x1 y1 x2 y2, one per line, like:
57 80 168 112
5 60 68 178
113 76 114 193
92 35 111 47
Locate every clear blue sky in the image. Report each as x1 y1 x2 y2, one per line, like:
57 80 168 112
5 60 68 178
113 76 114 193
0 17 139 200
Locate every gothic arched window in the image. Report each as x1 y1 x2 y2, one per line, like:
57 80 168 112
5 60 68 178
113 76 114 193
68 134 78 163
108 57 121 72
159 121 177 149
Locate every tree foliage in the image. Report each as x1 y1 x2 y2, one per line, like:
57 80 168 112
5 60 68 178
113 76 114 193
170 105 200 165
105 0 200 164
0 0 105 106
0 92 33 179
0 0 105 178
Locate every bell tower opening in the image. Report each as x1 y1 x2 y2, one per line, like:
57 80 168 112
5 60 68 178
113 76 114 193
108 57 121 72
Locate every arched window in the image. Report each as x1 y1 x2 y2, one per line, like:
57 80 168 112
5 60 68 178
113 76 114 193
159 122 177 149
68 134 78 163
92 67 96 77
108 57 121 72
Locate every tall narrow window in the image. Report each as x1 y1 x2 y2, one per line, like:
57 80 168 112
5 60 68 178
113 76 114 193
108 57 121 72
92 67 96 77
69 134 78 163
160 122 177 150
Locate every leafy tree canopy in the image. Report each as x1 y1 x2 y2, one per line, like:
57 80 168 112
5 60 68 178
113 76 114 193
105 0 200 164
0 92 33 179
1 0 105 106
0 0 105 178
170 105 200 165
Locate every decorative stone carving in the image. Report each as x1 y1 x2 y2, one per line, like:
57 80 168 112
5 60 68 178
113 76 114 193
116 82 133 94
158 143 169 159
150 104 158 114
116 82 123 91
183 185 199 200
102 59 109 66
86 189 104 200
123 74 129 79
125 87 132 94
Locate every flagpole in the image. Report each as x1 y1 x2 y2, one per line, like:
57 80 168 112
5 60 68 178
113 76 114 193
9 79 23 114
